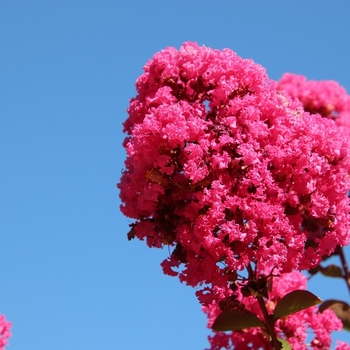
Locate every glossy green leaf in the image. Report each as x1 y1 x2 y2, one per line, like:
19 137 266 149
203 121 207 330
319 299 350 331
278 338 292 350
319 264 343 278
273 290 322 321
212 309 265 331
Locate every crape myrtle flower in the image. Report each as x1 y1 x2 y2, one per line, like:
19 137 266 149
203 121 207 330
0 314 11 349
336 341 350 350
118 42 350 292
204 268 344 350
277 73 350 136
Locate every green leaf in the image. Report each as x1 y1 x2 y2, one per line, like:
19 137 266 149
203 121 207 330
319 299 346 313
278 338 292 350
319 299 350 331
212 309 265 331
273 290 322 321
319 264 343 278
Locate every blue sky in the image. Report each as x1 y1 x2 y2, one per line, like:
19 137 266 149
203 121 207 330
1 1 350 349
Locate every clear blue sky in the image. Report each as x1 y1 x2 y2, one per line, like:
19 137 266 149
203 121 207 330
1 1 350 349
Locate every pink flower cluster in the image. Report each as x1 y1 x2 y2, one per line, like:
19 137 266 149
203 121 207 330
0 314 11 349
118 42 350 348
278 73 350 136
119 42 350 286
204 268 344 350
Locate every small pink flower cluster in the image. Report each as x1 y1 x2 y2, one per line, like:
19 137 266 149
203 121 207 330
337 341 350 350
0 315 11 349
278 73 350 136
204 268 343 350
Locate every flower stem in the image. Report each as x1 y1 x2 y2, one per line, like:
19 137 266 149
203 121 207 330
247 264 281 350
336 246 350 295
256 295 281 350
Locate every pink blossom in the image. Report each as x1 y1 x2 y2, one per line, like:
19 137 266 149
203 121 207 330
119 42 350 349
204 269 344 350
119 42 350 292
0 314 11 349
336 341 350 350
277 73 350 136
119 44 350 348
207 329 267 350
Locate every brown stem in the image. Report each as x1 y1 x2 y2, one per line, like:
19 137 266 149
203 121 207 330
246 264 281 350
247 263 256 280
257 295 281 350
336 246 350 295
